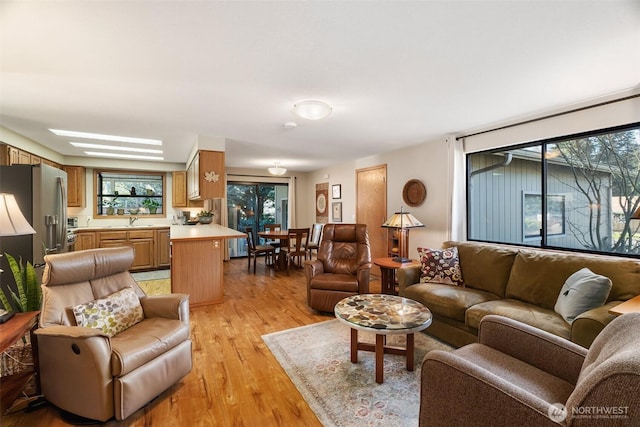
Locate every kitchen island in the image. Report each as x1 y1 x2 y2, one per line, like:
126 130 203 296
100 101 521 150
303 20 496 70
170 224 246 307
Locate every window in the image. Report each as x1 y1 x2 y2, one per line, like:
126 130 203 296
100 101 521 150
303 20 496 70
94 170 165 217
467 123 640 257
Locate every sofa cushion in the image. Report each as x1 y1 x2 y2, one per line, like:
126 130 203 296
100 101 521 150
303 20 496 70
466 299 571 339
71 287 144 337
403 283 499 322
110 317 190 376
554 268 612 324
417 247 465 286
444 241 518 298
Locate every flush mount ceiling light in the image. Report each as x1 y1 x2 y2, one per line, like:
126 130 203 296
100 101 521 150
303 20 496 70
293 100 332 120
50 129 162 146
268 162 287 176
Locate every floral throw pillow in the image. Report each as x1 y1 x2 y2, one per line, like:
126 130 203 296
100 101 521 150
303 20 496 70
417 247 465 287
72 287 144 337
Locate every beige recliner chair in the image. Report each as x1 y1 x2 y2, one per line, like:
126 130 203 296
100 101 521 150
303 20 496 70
35 247 192 421
420 313 640 426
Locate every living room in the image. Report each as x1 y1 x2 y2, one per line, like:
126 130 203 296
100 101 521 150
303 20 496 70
1 1 640 426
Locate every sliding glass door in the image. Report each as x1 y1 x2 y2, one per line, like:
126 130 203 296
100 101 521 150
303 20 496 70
227 182 288 257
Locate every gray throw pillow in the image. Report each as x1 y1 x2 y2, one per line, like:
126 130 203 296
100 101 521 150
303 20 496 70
554 268 612 324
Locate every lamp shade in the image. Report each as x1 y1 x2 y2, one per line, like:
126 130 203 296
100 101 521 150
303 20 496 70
382 208 424 229
267 162 287 176
0 193 36 236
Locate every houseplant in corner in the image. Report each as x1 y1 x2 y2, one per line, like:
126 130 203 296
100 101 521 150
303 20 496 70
142 197 160 214
0 253 41 313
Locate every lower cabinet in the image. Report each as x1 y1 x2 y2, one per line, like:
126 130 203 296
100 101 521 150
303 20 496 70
73 227 168 271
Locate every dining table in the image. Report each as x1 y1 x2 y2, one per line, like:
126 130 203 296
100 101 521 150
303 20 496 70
257 229 290 270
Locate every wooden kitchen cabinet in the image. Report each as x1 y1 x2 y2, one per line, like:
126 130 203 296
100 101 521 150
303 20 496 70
63 166 85 207
73 231 96 251
156 228 171 268
171 237 224 306
187 150 225 200
128 230 155 270
172 171 203 208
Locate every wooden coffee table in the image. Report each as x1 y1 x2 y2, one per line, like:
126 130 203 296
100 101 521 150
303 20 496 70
334 294 432 384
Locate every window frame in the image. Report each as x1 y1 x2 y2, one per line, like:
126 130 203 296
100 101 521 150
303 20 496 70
93 169 166 218
466 121 640 259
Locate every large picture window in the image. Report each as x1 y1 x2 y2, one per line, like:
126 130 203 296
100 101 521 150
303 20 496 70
467 122 640 257
94 170 165 217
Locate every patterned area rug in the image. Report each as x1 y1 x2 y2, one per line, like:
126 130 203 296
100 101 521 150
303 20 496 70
262 319 453 427
137 278 170 295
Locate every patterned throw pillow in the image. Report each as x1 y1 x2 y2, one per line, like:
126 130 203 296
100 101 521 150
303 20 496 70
417 247 465 287
72 287 144 337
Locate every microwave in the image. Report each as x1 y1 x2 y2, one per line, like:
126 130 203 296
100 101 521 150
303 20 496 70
67 217 78 228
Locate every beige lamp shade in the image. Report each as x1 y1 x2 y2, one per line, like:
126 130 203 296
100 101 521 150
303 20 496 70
382 207 424 229
0 193 36 236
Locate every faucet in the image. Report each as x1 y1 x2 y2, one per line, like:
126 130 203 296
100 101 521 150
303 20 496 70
129 216 138 226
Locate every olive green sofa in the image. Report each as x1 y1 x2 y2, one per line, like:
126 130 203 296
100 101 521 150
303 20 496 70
397 240 640 348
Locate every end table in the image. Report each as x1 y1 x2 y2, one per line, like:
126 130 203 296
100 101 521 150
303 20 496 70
373 257 420 295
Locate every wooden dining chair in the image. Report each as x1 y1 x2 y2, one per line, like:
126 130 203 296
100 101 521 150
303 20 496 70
305 223 324 259
281 228 309 275
245 227 275 273
263 223 282 253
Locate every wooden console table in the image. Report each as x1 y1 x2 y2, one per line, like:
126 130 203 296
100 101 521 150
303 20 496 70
0 311 40 414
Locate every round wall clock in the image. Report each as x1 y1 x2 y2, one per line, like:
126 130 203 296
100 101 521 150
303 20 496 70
402 179 427 207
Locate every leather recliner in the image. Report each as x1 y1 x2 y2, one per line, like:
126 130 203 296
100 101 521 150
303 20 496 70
304 223 372 312
35 246 192 421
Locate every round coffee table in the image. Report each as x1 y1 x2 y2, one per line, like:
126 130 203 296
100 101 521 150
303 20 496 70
334 294 432 384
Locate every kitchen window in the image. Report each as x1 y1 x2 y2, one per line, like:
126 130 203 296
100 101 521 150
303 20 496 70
94 170 165 217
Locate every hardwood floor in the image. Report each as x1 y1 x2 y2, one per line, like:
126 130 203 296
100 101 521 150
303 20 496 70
2 257 381 427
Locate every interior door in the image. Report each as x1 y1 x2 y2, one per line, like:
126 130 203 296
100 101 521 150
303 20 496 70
356 164 387 275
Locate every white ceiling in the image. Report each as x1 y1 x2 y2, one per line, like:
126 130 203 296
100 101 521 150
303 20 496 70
1 1 639 171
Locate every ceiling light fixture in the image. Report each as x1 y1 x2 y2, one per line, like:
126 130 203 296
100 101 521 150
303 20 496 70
50 129 162 145
70 142 163 154
84 151 164 161
293 100 332 120
268 162 287 176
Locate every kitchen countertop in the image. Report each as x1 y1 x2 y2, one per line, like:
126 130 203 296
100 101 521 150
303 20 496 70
170 223 246 241
71 225 170 231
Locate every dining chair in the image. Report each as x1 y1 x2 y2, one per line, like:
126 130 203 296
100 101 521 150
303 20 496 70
263 223 282 252
305 223 324 259
281 227 309 275
245 227 275 273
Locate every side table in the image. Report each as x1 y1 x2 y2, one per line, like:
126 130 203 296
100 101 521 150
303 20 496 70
373 257 420 295
609 294 640 316
0 311 40 414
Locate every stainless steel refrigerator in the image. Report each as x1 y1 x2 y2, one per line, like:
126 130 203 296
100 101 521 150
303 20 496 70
0 164 69 280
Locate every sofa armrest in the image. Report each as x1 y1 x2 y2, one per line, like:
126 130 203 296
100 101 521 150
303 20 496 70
421 350 559 426
479 315 587 385
396 265 421 295
304 259 324 280
140 293 190 327
357 263 372 294
570 301 619 348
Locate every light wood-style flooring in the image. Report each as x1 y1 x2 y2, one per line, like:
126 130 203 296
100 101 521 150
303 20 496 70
2 257 381 426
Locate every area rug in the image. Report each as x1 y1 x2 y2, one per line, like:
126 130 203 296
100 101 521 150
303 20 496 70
137 278 171 295
262 319 453 427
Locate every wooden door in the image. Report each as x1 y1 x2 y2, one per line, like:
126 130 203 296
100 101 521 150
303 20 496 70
356 164 387 275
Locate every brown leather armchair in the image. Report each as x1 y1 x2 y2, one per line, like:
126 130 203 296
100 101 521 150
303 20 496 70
304 224 372 312
35 247 192 421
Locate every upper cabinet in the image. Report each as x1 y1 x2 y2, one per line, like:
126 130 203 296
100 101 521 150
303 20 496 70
187 150 225 200
63 165 85 207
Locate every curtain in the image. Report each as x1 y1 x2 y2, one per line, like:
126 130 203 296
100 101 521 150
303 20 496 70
446 135 466 241
288 176 297 228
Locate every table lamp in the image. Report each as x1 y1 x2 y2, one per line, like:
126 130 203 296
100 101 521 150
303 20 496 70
382 206 424 263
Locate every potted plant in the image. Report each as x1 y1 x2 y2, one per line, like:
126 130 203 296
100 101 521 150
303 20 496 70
102 192 119 215
197 210 213 224
142 197 160 214
0 253 41 313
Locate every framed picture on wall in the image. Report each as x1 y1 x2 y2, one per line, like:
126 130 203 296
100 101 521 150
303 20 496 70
332 184 341 199
332 202 342 222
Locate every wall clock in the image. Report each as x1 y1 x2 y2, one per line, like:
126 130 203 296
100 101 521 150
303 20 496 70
402 179 427 207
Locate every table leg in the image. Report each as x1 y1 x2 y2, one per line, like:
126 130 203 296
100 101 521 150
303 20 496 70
380 267 394 295
406 333 415 371
376 334 384 384
350 328 358 363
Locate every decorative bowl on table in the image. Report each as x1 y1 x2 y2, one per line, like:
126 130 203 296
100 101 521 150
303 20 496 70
186 220 199 225
198 216 213 224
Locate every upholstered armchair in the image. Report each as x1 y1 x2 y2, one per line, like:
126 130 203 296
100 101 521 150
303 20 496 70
35 247 192 421
304 224 372 312
420 313 640 426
